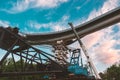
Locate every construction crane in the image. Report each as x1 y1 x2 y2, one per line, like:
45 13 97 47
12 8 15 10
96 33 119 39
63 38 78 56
0 6 120 80
68 23 101 79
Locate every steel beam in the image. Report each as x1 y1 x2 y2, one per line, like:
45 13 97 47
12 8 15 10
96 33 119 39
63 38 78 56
13 52 40 64
0 39 18 68
25 7 120 45
0 71 62 77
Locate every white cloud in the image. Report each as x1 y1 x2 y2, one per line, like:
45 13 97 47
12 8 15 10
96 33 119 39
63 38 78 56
87 0 119 21
94 39 120 65
0 20 10 27
35 0 68 8
76 6 81 10
81 0 120 67
75 0 89 10
3 0 68 13
71 25 120 72
52 0 120 69
81 31 104 49
54 25 64 31
28 21 67 32
61 15 69 21
88 25 120 64
27 14 69 32
70 0 120 68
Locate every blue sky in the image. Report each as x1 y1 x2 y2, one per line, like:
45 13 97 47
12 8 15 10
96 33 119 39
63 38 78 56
0 0 120 72
0 0 105 33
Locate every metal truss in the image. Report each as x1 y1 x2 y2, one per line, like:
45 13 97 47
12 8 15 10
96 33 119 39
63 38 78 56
0 27 66 78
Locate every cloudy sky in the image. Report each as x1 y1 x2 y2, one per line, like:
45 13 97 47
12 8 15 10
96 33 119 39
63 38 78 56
0 0 120 72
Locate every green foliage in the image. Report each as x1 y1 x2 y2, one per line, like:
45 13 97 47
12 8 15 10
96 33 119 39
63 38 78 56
0 58 42 80
1 58 120 80
100 63 120 80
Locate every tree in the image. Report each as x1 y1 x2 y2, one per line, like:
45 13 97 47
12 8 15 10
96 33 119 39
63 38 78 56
0 58 41 80
100 63 120 80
